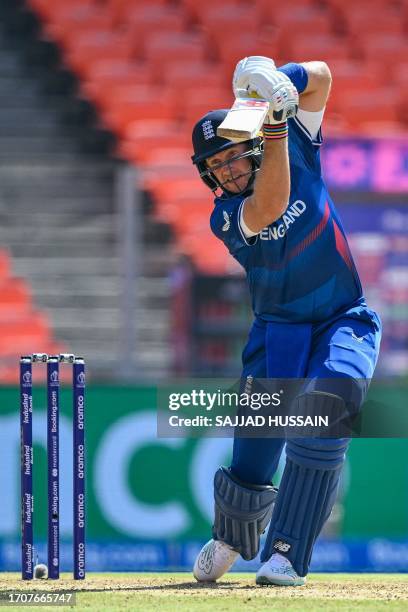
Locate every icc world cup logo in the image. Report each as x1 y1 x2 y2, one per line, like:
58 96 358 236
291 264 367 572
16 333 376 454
77 372 85 385
50 371 59 383
22 371 31 384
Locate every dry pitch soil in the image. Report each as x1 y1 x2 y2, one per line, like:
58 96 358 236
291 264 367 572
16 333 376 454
1 572 408 611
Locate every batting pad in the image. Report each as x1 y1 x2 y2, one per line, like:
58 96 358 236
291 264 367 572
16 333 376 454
261 401 350 576
213 467 278 561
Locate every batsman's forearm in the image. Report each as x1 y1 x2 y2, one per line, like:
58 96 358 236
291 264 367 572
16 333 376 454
244 138 290 231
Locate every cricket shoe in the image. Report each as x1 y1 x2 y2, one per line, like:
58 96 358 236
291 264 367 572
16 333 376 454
256 553 306 586
193 539 239 582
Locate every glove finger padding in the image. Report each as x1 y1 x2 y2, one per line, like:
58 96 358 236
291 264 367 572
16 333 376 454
265 81 299 124
233 56 277 97
233 65 299 124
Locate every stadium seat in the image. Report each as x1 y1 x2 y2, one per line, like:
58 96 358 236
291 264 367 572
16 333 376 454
108 0 170 24
156 198 209 224
27 0 96 23
118 5 187 56
0 250 11 280
181 0 239 23
143 33 208 77
216 30 281 75
333 89 401 126
163 61 225 90
81 61 154 107
119 120 191 163
267 5 334 33
98 85 178 136
354 33 408 65
179 87 233 126
288 33 353 62
199 4 261 42
341 6 404 36
146 177 209 206
43 7 114 49
63 30 134 79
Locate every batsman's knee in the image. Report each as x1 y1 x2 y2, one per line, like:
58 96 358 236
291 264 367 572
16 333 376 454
213 467 277 561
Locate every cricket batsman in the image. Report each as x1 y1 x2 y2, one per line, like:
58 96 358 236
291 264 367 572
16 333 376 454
191 57 381 586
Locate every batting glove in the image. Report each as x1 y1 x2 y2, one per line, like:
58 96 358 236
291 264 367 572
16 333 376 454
233 56 299 124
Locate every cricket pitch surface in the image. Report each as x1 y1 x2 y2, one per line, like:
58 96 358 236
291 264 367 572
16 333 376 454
1 573 408 610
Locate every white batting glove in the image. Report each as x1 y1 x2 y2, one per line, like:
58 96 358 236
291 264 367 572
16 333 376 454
233 56 299 124
233 56 277 89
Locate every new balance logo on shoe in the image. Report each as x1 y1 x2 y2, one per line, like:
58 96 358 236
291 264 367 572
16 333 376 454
273 540 291 553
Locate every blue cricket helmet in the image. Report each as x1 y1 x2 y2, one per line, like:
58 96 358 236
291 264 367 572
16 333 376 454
191 109 263 194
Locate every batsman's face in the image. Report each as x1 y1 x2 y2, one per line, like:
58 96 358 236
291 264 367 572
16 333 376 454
206 144 252 193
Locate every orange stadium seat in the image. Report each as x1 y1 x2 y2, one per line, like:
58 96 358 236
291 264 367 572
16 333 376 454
0 312 50 338
288 33 353 63
155 197 209 224
145 176 209 205
199 4 261 40
98 85 178 136
178 234 234 274
0 277 31 306
118 5 188 55
334 89 401 127
181 0 239 23
64 30 134 79
143 33 208 76
0 250 11 280
27 0 96 23
42 4 114 48
267 5 334 33
355 33 408 65
216 29 282 77
164 61 225 90
180 87 233 126
81 60 154 106
108 0 170 24
340 5 404 36
119 119 191 163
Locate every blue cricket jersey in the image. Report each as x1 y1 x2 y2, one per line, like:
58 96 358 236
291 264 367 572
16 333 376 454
210 116 363 323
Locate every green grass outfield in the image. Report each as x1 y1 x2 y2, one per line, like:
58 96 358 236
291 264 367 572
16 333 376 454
1 573 408 611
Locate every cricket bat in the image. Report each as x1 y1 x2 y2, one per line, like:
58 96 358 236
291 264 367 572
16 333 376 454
217 96 270 142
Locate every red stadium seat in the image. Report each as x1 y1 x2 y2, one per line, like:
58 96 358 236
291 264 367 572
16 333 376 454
81 61 154 106
108 0 170 24
64 30 134 79
199 4 261 42
289 33 353 63
27 0 96 23
179 87 233 127
43 6 114 48
119 120 191 163
156 198 209 223
143 33 208 77
146 176 209 205
0 250 11 280
99 85 178 136
333 89 401 127
163 61 225 90
341 6 403 37
119 5 187 55
181 0 239 23
266 5 334 34
215 29 281 76
354 33 408 65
